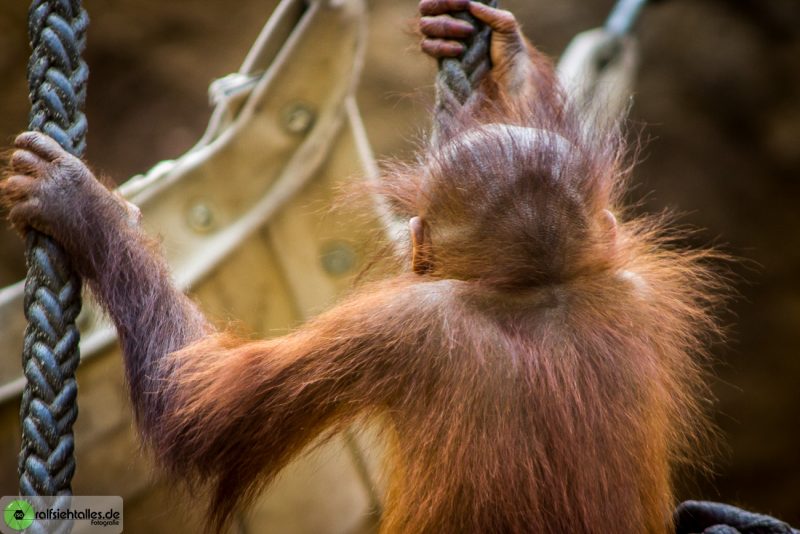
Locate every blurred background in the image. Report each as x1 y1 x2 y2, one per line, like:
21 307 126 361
0 0 798 528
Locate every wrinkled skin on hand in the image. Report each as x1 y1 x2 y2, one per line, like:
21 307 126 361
419 0 551 104
1 131 140 278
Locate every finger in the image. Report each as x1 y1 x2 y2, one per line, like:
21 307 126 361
468 2 518 34
420 16 475 39
421 39 466 58
10 148 48 175
419 0 470 16
8 198 44 235
0 175 38 204
15 131 67 163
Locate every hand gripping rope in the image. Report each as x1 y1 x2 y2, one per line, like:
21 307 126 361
18 0 89 499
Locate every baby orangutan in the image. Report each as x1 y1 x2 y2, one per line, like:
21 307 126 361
2 1 725 532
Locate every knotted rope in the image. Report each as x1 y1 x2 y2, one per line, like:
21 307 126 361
19 0 89 499
433 0 497 136
435 0 497 103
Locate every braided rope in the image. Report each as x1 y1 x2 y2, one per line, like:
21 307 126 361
19 0 89 499
433 0 497 136
435 0 497 102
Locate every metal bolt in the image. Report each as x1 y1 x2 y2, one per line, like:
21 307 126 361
282 103 316 135
321 241 357 276
188 201 215 233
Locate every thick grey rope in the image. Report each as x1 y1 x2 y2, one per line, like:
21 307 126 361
433 0 497 136
19 0 88 506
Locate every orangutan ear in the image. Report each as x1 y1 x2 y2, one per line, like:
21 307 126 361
599 209 618 244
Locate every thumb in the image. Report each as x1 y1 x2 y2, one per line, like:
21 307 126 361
468 2 526 65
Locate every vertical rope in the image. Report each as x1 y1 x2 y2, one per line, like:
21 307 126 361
19 0 89 500
433 0 498 136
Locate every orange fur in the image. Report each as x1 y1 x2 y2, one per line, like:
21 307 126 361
0 6 727 532
150 52 725 532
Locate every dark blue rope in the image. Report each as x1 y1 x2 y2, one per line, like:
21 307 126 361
19 0 88 504
435 0 498 106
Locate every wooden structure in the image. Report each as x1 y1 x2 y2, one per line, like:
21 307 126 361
0 1 384 531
